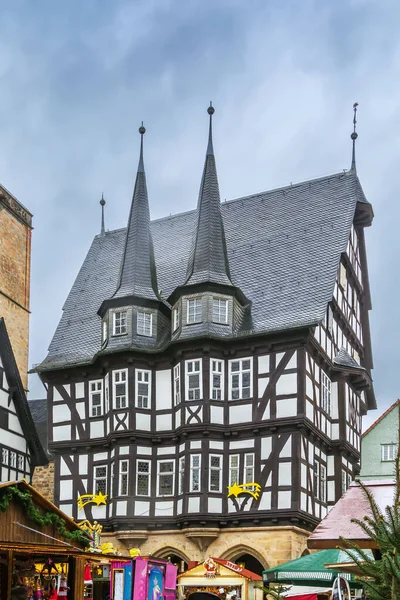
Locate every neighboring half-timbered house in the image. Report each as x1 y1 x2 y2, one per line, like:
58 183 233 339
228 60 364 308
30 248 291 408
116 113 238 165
36 105 375 570
0 318 47 482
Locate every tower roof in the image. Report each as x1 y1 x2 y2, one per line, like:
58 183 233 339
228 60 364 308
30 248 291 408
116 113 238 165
113 124 160 301
184 104 232 288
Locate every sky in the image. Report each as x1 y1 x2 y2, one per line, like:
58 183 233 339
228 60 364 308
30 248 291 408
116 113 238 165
0 0 398 428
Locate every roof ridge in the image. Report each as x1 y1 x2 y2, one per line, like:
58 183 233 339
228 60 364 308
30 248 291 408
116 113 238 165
362 399 399 437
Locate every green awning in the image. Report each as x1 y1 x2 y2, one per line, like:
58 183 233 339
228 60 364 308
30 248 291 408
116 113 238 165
262 549 371 587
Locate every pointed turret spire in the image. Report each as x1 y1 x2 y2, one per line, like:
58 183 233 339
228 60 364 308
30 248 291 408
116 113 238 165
100 193 106 236
113 123 159 300
185 103 232 287
350 102 358 172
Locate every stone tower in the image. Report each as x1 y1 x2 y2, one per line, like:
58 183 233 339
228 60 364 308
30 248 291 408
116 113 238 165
0 184 32 389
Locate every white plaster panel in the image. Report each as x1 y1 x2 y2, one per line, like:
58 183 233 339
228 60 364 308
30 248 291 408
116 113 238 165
306 375 313 400
262 404 270 420
258 377 269 398
229 403 251 424
136 413 151 431
9 469 16 482
76 402 85 419
321 505 327 519
286 351 297 370
156 413 172 431
53 387 63 402
175 410 181 428
155 501 174 516
79 455 88 475
179 444 185 452
59 503 73 517
75 382 85 399
53 404 71 423
60 458 70 476
266 472 272 487
210 405 224 424
63 384 71 395
94 452 108 461
278 490 291 509
301 464 307 488
308 443 314 463
135 501 150 516
280 437 292 458
332 423 339 439
177 499 183 514
276 373 297 396
156 370 172 410
228 501 237 513
306 400 313 421
276 352 285 365
119 446 130 455
90 421 104 439
301 492 307 512
261 437 272 460
258 355 270 375
331 383 339 419
276 398 297 418
59 479 73 501
0 390 10 409
230 440 255 450
92 505 106 519
116 501 128 516
53 425 71 442
327 455 334 476
208 497 222 513
188 497 200 513
279 462 292 486
137 447 152 456
209 441 224 450
157 446 175 455
301 440 306 459
1 467 8 481
8 414 23 435
328 480 335 503
258 491 271 510
190 441 202 449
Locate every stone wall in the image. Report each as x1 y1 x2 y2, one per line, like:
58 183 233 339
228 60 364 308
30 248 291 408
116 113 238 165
0 198 31 389
32 461 55 503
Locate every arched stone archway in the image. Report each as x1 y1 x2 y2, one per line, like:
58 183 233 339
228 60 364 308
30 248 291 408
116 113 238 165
219 544 269 575
152 546 190 572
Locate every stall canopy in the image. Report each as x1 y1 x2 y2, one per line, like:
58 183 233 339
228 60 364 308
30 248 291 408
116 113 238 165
307 480 395 550
262 550 367 587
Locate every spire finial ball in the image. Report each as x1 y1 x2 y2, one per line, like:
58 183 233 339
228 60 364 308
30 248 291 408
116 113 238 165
351 131 358 141
139 122 146 135
207 103 215 116
100 193 105 207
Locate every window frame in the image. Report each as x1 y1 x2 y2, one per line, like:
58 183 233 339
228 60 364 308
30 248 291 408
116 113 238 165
94 465 108 496
112 369 128 410
89 379 103 418
137 310 153 337
179 456 185 495
118 459 129 496
381 444 397 462
112 311 127 336
173 306 180 332
136 459 151 497
186 298 202 324
212 298 229 324
174 364 181 406
189 454 201 492
228 358 252 400
229 454 240 486
209 454 222 493
156 459 175 497
102 319 108 344
243 453 255 485
210 359 224 401
135 369 151 409
185 360 202 401
321 372 331 415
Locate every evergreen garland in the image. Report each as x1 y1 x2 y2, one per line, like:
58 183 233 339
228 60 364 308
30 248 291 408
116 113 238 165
0 486 90 548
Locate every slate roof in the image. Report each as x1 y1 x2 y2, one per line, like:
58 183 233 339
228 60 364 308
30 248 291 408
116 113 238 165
28 398 51 457
37 169 370 371
334 347 366 370
184 108 233 289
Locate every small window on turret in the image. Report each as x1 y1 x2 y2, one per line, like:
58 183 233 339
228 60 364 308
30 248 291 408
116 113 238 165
187 298 202 324
113 311 127 336
212 298 228 324
137 311 152 336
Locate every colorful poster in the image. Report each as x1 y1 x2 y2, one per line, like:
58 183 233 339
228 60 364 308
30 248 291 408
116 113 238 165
147 567 163 600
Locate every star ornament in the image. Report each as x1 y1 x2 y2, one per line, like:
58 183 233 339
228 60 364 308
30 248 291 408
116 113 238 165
93 491 108 506
227 482 243 498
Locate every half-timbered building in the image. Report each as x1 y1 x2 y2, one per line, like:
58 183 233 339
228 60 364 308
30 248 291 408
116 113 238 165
36 105 375 571
0 318 47 482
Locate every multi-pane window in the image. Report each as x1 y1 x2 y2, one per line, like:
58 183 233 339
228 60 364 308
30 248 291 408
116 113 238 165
179 456 185 494
137 311 152 337
173 307 180 332
113 311 127 336
119 460 129 496
102 320 108 343
157 460 174 496
1 448 8 466
187 298 202 324
212 298 228 324
209 455 222 492
244 453 255 485
382 444 397 462
186 360 202 401
89 380 103 417
136 460 150 496
321 372 331 415
113 370 128 409
17 454 24 471
210 360 224 400
229 359 252 400
174 364 181 405
104 374 110 413
94 465 107 495
136 370 151 409
341 470 347 495
314 462 326 503
190 454 201 492
229 455 240 485
10 451 16 469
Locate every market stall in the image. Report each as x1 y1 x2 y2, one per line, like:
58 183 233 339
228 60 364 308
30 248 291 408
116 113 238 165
0 479 92 600
177 557 262 600
109 556 177 600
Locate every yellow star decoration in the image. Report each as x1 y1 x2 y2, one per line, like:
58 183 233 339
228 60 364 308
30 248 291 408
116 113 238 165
227 482 261 500
77 492 108 510
93 491 108 505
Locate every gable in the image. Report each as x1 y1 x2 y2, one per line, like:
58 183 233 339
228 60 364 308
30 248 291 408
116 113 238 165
38 170 370 371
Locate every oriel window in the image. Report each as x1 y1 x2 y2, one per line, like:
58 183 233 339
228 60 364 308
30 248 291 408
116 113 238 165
113 311 127 336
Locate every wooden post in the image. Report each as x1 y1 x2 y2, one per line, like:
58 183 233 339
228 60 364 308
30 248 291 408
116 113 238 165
73 556 85 600
6 550 13 600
